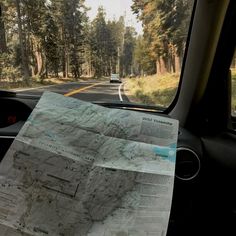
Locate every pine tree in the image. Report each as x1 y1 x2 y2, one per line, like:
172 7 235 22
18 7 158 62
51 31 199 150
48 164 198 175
90 6 109 77
132 0 193 75
15 0 30 84
122 26 136 76
0 3 7 53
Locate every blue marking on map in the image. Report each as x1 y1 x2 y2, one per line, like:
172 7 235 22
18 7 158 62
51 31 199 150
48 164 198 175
153 146 176 163
169 143 177 148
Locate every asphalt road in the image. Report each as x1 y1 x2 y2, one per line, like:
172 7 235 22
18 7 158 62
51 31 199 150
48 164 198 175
16 80 129 103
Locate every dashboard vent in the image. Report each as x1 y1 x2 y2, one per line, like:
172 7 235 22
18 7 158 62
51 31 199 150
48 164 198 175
175 147 200 181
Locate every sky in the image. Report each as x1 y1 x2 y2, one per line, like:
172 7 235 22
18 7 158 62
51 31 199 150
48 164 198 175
85 0 143 34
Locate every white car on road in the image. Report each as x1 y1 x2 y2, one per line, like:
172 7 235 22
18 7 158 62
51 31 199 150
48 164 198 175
110 74 122 83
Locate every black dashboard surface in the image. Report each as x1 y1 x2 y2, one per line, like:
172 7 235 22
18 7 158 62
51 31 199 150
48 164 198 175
0 98 32 129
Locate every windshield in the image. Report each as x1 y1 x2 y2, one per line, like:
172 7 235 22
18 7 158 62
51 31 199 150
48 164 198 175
0 0 194 109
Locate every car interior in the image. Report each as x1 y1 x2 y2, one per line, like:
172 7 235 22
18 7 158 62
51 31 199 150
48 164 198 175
0 0 235 235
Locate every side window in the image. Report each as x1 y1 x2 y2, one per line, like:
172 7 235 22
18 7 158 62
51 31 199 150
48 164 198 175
231 50 236 117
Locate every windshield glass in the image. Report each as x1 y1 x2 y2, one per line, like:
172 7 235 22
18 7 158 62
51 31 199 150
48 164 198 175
0 0 194 109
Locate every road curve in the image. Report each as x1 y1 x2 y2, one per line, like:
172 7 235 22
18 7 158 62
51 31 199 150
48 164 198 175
16 80 129 103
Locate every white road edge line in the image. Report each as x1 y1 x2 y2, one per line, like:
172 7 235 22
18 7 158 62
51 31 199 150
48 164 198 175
118 83 124 102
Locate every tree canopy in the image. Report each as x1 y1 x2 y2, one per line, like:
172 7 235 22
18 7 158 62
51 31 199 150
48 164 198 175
132 0 193 75
0 0 193 83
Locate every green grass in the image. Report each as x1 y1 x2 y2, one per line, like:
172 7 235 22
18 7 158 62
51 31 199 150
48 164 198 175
126 70 236 113
125 73 180 107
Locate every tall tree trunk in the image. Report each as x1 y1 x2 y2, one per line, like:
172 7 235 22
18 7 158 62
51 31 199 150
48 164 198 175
175 55 180 73
89 56 93 77
35 50 43 75
64 48 69 78
62 49 67 78
15 0 30 84
156 57 167 75
61 26 69 78
62 52 66 78
0 3 7 53
72 50 79 79
33 41 44 77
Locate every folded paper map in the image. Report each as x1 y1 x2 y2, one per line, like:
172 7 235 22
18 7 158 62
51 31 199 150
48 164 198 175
0 92 179 236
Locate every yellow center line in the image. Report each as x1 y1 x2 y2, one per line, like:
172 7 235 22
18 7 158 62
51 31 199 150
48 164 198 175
64 82 104 97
